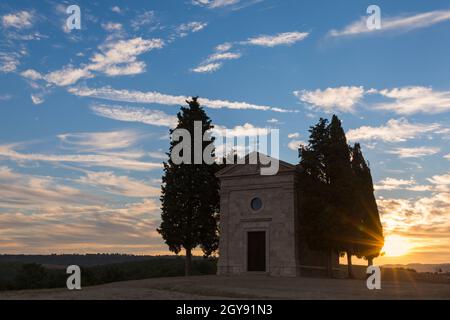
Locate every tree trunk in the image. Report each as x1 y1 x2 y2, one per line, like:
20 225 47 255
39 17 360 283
185 248 192 276
326 249 333 278
346 251 354 279
368 256 373 267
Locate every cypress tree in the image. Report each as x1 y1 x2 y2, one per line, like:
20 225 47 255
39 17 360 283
299 118 340 277
351 143 384 266
327 115 360 278
158 97 220 276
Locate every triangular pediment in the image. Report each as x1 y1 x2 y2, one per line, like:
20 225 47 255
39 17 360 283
216 152 300 178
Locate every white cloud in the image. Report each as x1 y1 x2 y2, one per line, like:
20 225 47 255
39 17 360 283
131 11 156 30
111 6 122 13
388 146 440 158
101 22 123 32
45 66 93 86
0 166 87 210
176 21 208 37
88 37 164 76
91 104 178 128
216 42 233 52
31 94 44 105
346 118 443 142
244 31 309 47
0 53 21 73
191 62 223 73
68 86 291 112
78 171 160 198
445 154 450 160
294 86 365 113
375 86 450 114
288 140 306 151
288 132 300 139
213 123 269 138
206 52 241 62
57 130 141 151
192 50 241 74
192 0 240 9
329 9 450 37
23 37 164 86
375 177 416 191
378 192 450 238
427 172 450 192
21 69 43 80
0 144 161 172
2 11 33 29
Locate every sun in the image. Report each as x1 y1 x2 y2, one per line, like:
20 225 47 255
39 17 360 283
382 235 412 257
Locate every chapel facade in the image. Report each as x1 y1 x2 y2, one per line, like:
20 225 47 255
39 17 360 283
216 153 339 277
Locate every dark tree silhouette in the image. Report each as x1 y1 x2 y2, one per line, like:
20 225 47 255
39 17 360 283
158 97 220 276
327 115 360 278
351 143 384 266
299 118 340 277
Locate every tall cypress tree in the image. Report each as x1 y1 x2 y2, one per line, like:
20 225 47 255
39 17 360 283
351 143 384 266
158 97 220 276
327 115 360 278
299 118 340 277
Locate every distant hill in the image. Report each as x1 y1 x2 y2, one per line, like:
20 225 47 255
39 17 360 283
382 263 450 273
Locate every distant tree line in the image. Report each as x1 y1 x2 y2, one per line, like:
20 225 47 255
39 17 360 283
0 257 217 291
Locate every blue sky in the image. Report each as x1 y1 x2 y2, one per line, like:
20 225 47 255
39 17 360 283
0 0 449 264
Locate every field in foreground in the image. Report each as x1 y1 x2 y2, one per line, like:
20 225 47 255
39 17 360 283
1 275 449 300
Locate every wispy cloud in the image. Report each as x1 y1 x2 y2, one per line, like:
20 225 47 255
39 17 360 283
191 46 241 73
176 21 208 37
69 86 293 112
191 62 223 73
192 0 240 9
131 10 157 31
375 177 418 191
21 37 164 86
2 10 34 29
192 30 307 73
0 143 162 171
57 130 141 151
77 171 160 198
243 31 309 47
388 146 441 158
0 52 22 73
346 118 443 142
91 104 178 128
329 8 450 37
374 86 450 115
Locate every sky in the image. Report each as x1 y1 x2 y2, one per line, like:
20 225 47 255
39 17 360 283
0 0 449 265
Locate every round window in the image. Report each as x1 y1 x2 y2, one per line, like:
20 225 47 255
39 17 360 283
250 197 263 211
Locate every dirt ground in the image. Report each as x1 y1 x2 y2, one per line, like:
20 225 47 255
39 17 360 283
1 275 449 300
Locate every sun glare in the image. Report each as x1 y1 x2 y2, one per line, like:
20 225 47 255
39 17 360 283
383 235 412 257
